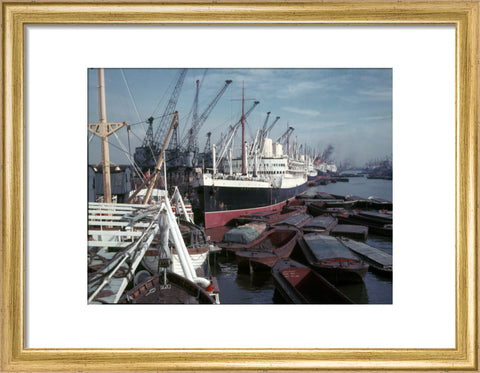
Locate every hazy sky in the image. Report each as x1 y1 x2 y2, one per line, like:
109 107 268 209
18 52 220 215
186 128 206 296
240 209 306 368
88 68 392 167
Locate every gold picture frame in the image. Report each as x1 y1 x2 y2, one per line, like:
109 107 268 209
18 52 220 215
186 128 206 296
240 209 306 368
2 1 478 371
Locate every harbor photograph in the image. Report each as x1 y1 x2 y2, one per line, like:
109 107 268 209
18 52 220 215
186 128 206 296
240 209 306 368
87 68 392 305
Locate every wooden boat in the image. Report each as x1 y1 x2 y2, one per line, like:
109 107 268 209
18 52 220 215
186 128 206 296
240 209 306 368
357 211 392 224
339 237 392 277
272 258 354 304
120 272 216 304
273 212 312 228
297 233 369 284
345 195 371 208
236 228 300 273
285 199 306 208
307 200 354 217
216 222 268 256
330 224 368 241
307 201 325 216
368 196 393 210
315 192 335 199
302 215 338 234
338 210 392 237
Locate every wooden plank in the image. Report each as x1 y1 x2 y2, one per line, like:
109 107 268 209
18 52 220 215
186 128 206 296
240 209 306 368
88 230 143 237
87 215 125 221
89 202 151 209
88 221 150 228
88 241 131 248
331 224 368 241
339 238 392 267
88 210 132 216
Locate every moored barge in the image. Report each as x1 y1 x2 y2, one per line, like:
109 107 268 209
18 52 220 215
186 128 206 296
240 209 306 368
272 258 354 304
236 228 299 273
297 233 369 284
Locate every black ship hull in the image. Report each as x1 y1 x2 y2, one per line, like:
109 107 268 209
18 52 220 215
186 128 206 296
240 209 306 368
194 182 308 228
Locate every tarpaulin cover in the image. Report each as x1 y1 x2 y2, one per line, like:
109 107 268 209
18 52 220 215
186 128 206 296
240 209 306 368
303 234 359 261
223 225 265 244
304 216 336 229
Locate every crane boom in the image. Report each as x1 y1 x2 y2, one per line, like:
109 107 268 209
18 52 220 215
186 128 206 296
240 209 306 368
151 69 187 148
259 115 280 154
261 111 271 133
276 126 294 145
184 79 232 151
265 116 281 137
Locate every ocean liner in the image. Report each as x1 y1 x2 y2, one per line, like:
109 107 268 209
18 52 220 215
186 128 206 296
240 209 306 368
191 85 308 229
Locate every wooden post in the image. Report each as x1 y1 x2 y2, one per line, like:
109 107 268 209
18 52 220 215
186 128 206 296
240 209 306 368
88 68 126 203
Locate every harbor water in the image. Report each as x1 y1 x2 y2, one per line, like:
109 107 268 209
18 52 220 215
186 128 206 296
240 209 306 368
207 177 393 304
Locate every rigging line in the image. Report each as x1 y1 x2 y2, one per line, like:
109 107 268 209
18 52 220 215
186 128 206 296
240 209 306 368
151 71 177 117
111 131 139 169
128 127 158 170
127 113 171 127
179 107 195 147
120 69 143 123
244 118 255 143
106 135 145 182
199 69 208 91
127 126 131 159
88 132 96 144
128 127 149 145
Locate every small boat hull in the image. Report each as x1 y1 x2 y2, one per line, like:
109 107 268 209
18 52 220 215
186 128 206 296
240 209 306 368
120 272 215 304
236 228 299 273
312 258 369 284
272 258 354 304
338 211 392 237
339 237 392 278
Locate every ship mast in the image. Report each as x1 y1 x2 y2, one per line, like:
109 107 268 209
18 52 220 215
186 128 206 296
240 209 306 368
287 122 290 164
88 68 126 203
241 82 246 175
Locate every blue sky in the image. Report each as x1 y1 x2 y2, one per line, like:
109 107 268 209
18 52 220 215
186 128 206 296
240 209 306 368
88 68 392 167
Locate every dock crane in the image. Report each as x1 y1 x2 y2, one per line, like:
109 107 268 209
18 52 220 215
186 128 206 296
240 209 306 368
258 114 280 155
264 115 281 138
182 79 232 160
133 69 187 170
261 112 271 134
249 112 270 156
276 126 294 146
203 132 212 154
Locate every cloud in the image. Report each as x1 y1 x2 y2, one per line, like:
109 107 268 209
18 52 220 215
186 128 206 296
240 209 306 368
284 107 320 117
360 115 393 121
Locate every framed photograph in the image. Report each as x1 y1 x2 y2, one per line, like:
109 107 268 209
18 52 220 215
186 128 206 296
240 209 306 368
2 1 478 371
